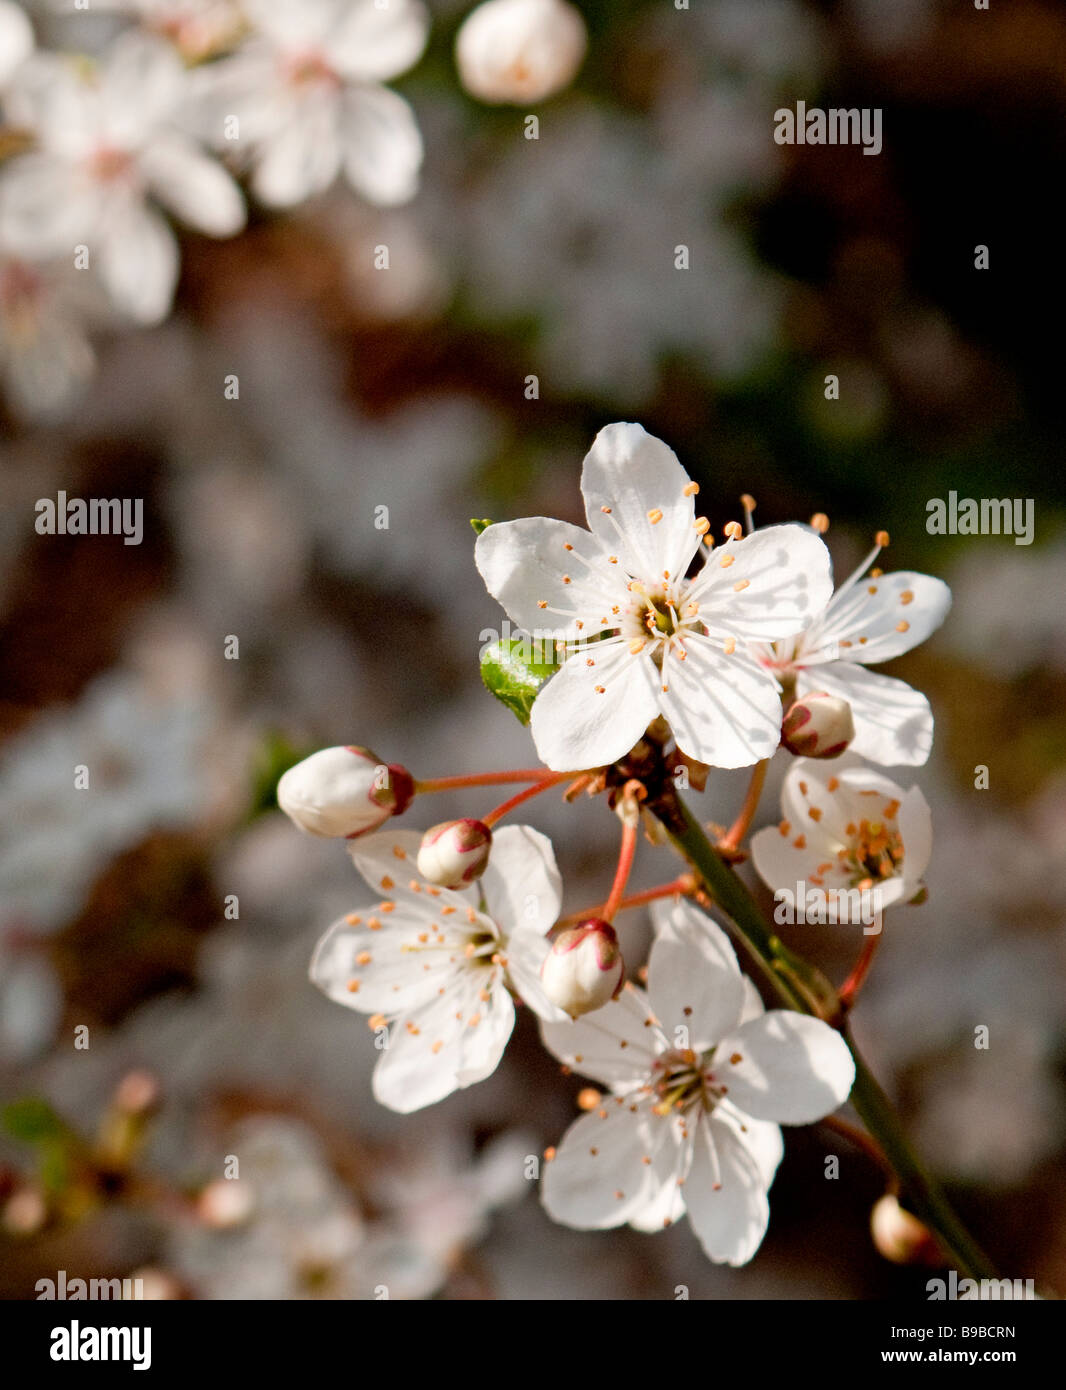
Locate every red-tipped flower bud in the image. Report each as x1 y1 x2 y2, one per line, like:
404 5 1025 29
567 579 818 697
540 918 624 1019
781 692 855 759
416 819 493 889
277 746 414 839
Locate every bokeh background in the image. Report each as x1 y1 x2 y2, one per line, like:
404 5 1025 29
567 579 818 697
1 0 1064 1299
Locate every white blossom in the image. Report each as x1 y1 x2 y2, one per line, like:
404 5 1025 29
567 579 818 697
0 31 246 324
310 825 567 1112
750 754 933 917
476 422 832 771
186 0 429 209
539 898 855 1265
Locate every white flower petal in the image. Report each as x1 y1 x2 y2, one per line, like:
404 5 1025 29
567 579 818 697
183 50 282 148
782 754 906 846
502 927 568 1022
480 823 562 936
684 1116 769 1266
796 661 934 767
647 899 746 1049
309 909 453 1016
750 823 823 897
372 972 514 1112
539 986 658 1088
898 784 933 888
475 515 616 640
530 641 659 771
820 570 951 666
717 1108 784 1188
99 32 185 145
541 1095 660 1229
251 95 342 206
348 828 479 917
626 1103 693 1232
580 422 702 582
141 134 246 236
0 154 98 256
0 1 34 88
348 826 425 889
342 84 422 207
329 0 429 82
242 0 337 49
658 637 782 769
692 524 833 642
98 198 179 324
5 54 98 157
713 1011 856 1124
739 976 765 1024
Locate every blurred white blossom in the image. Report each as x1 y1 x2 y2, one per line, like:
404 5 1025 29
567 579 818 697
186 0 429 209
0 31 246 324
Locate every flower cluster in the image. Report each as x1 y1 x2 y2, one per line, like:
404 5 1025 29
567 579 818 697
281 422 956 1268
0 0 604 422
0 0 430 418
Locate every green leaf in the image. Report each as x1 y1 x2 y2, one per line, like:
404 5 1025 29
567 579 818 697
2 1097 67 1145
479 638 560 726
469 518 494 535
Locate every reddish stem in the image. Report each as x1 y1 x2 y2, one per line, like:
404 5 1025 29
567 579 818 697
838 923 883 1011
554 876 697 931
821 1114 895 1181
414 768 559 793
719 759 769 852
482 773 569 828
602 820 640 923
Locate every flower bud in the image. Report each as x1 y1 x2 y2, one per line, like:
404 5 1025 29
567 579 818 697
416 819 493 888
277 746 414 839
455 0 587 106
781 692 855 759
870 1193 941 1266
540 918 624 1019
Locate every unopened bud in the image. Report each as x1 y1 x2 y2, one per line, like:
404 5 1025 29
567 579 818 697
781 692 855 759
277 746 414 839
416 819 493 889
870 1193 940 1266
455 0 587 106
540 918 624 1019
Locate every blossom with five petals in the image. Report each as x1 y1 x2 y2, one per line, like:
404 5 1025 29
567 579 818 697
187 0 428 209
310 825 566 1113
476 422 833 771
0 32 246 324
539 898 856 1265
